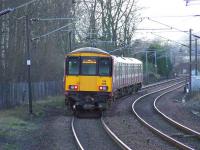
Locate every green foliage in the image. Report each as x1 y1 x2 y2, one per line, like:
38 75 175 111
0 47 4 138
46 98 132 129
143 62 156 74
140 40 173 77
157 57 172 76
148 41 165 51
0 117 37 137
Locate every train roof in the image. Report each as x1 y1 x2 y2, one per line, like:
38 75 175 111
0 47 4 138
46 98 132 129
69 47 109 55
68 47 142 64
112 55 142 64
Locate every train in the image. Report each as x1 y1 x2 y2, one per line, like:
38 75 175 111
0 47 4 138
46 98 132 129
64 47 143 114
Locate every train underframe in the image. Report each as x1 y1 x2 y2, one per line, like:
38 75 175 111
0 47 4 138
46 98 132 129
65 82 142 113
113 83 142 99
65 91 112 112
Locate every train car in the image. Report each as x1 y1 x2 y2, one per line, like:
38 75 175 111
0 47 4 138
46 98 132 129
64 47 143 114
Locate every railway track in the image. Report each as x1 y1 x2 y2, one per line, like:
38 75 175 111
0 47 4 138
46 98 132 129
154 85 200 139
132 81 200 149
101 114 132 150
71 117 84 150
141 77 186 91
71 78 186 150
71 115 123 150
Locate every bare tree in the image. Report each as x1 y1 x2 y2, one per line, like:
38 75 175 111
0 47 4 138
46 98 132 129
0 0 140 83
0 0 74 83
74 0 140 51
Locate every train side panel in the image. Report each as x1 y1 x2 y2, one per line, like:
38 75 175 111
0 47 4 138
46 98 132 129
112 56 143 97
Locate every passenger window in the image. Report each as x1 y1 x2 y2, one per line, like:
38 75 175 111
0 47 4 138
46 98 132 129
67 57 80 75
99 58 111 76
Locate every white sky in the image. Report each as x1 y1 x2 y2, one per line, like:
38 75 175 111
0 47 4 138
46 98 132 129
135 0 200 43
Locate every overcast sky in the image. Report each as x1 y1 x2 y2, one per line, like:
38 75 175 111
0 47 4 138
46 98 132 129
135 0 200 43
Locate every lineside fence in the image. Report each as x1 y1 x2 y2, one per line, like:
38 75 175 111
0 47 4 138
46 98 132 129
0 80 63 109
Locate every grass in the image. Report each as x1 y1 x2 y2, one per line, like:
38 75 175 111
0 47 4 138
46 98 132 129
0 96 65 149
0 117 36 137
0 96 65 118
1 143 19 150
190 92 200 100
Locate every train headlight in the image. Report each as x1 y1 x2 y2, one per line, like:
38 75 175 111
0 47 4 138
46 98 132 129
99 86 108 91
69 85 78 91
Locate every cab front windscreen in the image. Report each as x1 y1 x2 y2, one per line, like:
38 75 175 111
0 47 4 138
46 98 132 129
66 56 112 76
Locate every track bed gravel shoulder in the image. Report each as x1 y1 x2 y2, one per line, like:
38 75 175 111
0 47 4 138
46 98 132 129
31 115 76 150
0 97 76 150
156 87 200 133
103 94 176 150
74 118 120 150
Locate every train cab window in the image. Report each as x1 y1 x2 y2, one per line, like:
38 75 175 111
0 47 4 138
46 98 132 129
99 58 111 76
67 57 80 75
81 57 97 75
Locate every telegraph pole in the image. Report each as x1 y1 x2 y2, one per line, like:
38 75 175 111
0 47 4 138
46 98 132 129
69 31 72 52
145 50 148 83
154 51 157 74
26 15 33 114
189 29 192 92
165 52 168 68
195 38 198 76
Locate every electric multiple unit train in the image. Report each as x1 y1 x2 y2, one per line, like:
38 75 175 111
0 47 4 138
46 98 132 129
64 47 143 114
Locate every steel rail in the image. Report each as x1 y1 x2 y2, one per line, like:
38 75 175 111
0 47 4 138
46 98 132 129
72 115 126 150
142 77 185 90
71 117 85 150
101 116 132 150
99 78 185 150
154 84 200 138
132 81 194 150
70 79 185 150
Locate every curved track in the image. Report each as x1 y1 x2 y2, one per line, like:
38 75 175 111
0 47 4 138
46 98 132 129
71 78 186 150
71 115 122 150
154 85 200 139
71 117 84 150
132 81 200 149
101 115 132 150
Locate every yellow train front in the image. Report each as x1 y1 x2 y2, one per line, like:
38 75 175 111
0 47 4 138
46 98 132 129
64 47 143 113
